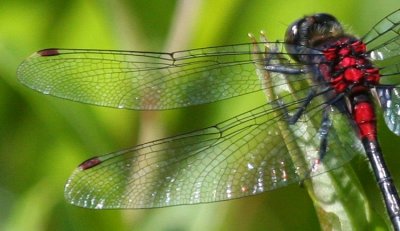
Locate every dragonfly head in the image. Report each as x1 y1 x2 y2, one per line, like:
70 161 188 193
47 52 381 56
285 13 344 62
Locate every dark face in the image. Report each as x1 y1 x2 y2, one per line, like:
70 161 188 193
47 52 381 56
284 13 345 62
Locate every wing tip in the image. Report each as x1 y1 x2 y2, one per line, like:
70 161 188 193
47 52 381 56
37 48 60 57
78 156 102 170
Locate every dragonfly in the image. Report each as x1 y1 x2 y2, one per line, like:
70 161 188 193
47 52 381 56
17 9 400 230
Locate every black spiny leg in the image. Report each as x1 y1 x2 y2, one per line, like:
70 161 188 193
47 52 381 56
277 90 316 125
317 107 332 160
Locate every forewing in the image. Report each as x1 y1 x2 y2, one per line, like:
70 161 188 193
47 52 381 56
363 9 400 135
364 9 400 77
365 9 400 81
17 44 281 110
363 9 400 51
17 42 325 110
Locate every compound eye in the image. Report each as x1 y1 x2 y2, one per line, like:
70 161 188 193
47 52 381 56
285 13 339 46
284 18 305 62
285 18 303 47
284 13 343 63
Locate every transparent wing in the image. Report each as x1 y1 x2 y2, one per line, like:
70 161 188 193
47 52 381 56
365 9 400 78
363 9 400 50
377 87 400 135
64 92 361 209
17 44 314 110
363 9 400 135
64 40 361 209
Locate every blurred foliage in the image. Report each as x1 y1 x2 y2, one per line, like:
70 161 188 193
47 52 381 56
1 0 400 230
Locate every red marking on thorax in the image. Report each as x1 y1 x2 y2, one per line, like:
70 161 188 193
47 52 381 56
320 38 380 94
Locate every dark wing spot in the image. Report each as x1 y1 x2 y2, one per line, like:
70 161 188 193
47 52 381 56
79 157 102 170
38 48 60 56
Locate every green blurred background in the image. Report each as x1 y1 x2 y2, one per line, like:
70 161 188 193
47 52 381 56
1 0 400 230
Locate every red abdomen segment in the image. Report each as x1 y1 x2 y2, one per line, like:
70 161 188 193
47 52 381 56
352 97 377 141
320 38 380 94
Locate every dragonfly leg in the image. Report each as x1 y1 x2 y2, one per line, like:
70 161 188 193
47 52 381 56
265 64 306 74
299 107 333 180
277 90 316 125
317 107 332 160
